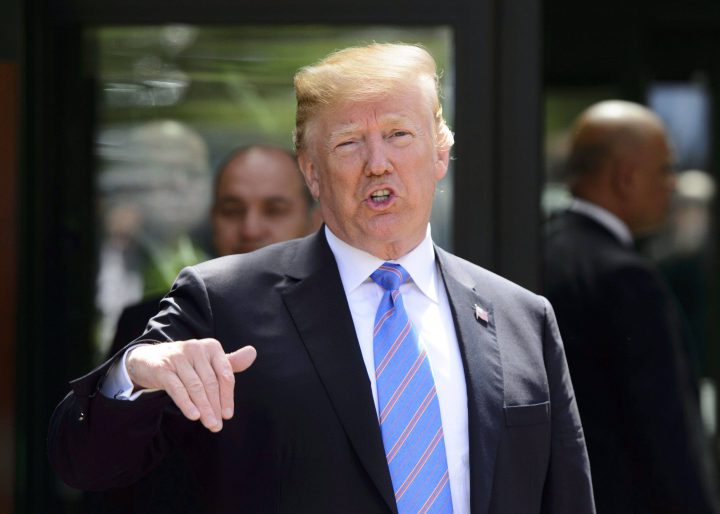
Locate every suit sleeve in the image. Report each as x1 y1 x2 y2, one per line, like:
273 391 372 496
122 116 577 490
47 266 213 490
540 297 596 514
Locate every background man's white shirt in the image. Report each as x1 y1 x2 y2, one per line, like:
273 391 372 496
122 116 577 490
569 197 634 247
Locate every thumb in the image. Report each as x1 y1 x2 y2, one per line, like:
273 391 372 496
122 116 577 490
227 345 257 373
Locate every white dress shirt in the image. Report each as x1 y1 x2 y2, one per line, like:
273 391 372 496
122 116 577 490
103 225 470 513
325 225 469 514
569 197 634 247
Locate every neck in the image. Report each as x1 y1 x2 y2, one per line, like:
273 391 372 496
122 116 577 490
325 225 427 261
360 236 424 261
574 192 628 225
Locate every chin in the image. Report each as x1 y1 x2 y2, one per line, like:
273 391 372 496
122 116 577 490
363 223 402 243
369 221 425 248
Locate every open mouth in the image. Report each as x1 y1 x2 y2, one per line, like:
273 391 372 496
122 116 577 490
370 188 392 204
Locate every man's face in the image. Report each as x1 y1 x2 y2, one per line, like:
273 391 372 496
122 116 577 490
211 151 315 256
626 131 675 235
298 84 449 259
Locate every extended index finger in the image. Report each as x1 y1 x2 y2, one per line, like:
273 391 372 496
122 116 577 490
227 346 257 374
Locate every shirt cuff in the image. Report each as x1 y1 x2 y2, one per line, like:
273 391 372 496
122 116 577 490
100 344 161 400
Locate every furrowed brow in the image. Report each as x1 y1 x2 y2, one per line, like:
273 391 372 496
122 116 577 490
329 123 362 143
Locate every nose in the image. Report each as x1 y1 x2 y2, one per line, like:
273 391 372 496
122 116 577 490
239 208 265 242
364 135 393 176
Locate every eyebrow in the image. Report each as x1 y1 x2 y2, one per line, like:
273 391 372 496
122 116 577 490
328 113 419 142
263 197 293 205
328 124 362 143
217 195 294 204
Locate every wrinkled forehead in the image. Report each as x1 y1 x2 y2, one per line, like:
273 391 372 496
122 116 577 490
331 101 428 129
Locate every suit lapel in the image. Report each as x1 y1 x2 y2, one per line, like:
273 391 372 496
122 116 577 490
280 231 397 513
436 249 504 514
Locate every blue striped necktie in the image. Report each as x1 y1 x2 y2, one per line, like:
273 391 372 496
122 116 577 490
371 263 452 514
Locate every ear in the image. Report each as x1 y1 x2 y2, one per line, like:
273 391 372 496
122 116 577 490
298 151 321 200
434 145 450 181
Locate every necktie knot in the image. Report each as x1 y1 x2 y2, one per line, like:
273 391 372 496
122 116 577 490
371 263 409 292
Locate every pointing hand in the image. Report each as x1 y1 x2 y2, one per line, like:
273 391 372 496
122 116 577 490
126 340 257 432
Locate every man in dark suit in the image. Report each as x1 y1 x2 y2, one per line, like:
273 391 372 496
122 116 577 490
49 43 595 514
544 100 719 513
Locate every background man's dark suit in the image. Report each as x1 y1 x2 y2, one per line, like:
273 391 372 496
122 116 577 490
110 297 161 356
50 229 593 514
544 210 718 514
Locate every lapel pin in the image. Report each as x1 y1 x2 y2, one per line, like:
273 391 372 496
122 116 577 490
474 304 489 323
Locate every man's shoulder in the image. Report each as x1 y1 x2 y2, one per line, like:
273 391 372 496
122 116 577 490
545 210 640 266
437 248 552 336
546 210 614 245
544 211 665 300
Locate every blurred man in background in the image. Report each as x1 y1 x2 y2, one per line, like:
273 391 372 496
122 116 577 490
210 144 320 256
544 100 719 513
111 144 320 354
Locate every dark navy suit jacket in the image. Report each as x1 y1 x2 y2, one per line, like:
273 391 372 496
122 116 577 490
545 210 719 514
50 229 595 514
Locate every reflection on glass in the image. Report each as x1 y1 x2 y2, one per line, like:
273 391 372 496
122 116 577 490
648 81 711 171
89 25 454 356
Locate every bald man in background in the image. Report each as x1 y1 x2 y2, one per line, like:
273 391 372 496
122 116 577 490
211 145 320 256
544 100 719 513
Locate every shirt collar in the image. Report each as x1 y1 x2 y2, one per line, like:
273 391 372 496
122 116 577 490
569 198 634 247
324 224 440 304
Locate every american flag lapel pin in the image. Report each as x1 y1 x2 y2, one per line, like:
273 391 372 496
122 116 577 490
474 303 489 323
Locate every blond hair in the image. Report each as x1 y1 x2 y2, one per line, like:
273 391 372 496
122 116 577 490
293 43 454 152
